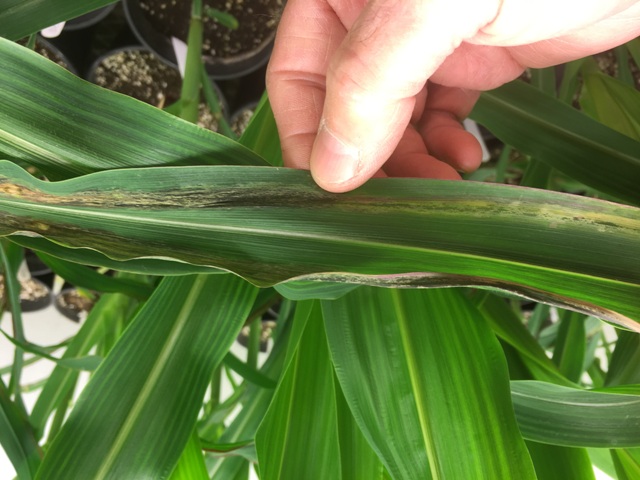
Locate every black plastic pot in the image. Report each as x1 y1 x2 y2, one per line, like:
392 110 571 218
230 100 258 137
0 277 52 313
123 0 276 79
88 46 229 130
21 278 53 312
20 36 78 75
55 288 96 323
64 3 119 31
25 250 55 289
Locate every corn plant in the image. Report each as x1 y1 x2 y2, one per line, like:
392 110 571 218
1 1 640 479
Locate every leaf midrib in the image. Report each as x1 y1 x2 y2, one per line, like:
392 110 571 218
4 200 639 289
93 275 208 480
483 90 640 168
391 290 440 479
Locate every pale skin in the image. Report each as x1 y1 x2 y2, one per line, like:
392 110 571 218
266 0 640 192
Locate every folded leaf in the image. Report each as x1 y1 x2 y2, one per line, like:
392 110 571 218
322 288 536 479
580 71 640 141
1 162 639 329
0 0 118 39
472 81 640 206
0 378 41 480
526 441 595 480
256 302 341 480
36 274 258 480
512 381 640 448
0 38 266 180
30 292 139 437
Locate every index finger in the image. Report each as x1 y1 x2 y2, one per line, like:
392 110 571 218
266 0 347 170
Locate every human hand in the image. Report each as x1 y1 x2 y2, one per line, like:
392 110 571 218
267 0 640 192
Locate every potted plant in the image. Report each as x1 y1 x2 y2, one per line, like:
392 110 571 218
1 2 640 479
123 0 280 79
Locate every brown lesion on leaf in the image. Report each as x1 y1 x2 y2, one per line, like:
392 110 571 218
0 181 38 199
0 176 340 210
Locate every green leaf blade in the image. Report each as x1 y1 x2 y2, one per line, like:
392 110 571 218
580 71 640 141
512 381 640 448
35 274 258 480
0 162 638 328
0 38 266 180
323 288 536 480
472 80 640 205
255 302 341 480
0 378 41 480
0 0 118 39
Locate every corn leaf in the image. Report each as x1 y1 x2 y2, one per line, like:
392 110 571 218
322 287 536 479
612 448 640 480
606 331 640 387
472 293 572 386
255 302 341 480
472 80 640 206
206 329 289 479
511 381 640 447
169 430 209 480
335 376 387 479
552 311 587 383
35 274 258 480
526 441 596 480
0 0 118 40
30 292 139 438
0 161 638 330
0 38 266 181
37 252 154 299
580 71 640 141
0 378 41 480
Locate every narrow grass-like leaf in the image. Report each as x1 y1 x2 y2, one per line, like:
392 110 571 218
0 38 267 180
275 281 359 300
169 430 209 480
0 377 41 480
323 287 536 479
0 240 26 403
14 235 224 276
30 292 138 438
0 328 101 371
526 441 596 480
206 314 292 478
612 448 640 480
580 71 640 141
588 448 620 479
335 376 386 479
512 381 640 447
472 293 572 386
552 311 586 383
606 331 640 387
36 274 258 480
200 439 256 462
0 0 118 39
223 352 277 389
1 162 638 328
238 94 283 167
472 80 640 205
37 252 154 299
255 302 341 480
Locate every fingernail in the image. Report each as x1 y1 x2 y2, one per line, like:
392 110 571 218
311 121 360 189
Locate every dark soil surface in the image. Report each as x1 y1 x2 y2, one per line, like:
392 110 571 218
91 48 221 131
18 38 74 71
594 49 640 89
139 0 282 59
231 104 256 136
92 49 182 106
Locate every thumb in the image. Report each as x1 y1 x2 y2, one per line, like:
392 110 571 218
310 0 500 192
